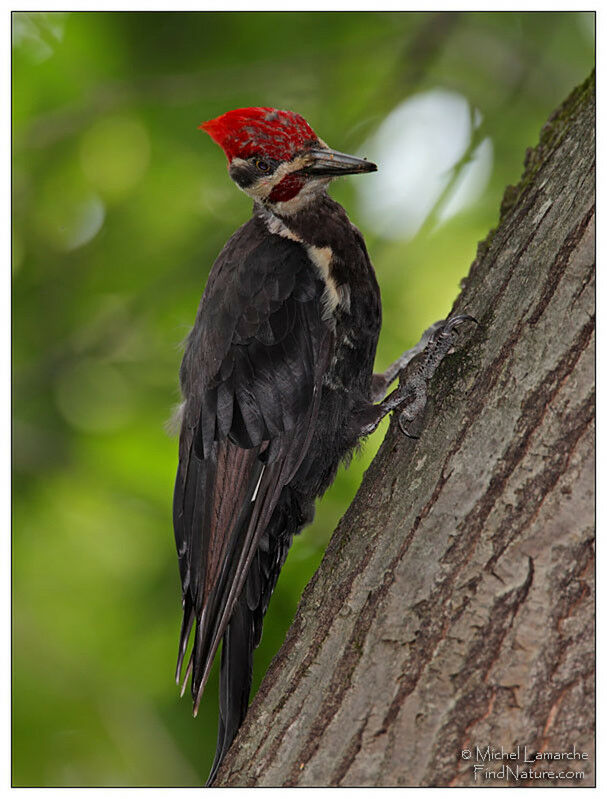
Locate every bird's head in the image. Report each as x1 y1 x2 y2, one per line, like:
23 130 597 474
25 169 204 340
200 107 376 214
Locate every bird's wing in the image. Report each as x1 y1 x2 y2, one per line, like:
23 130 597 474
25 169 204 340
173 220 332 712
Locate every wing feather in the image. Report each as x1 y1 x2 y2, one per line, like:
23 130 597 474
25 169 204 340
173 219 332 713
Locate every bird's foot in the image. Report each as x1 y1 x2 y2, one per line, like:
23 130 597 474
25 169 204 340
356 314 477 440
394 314 478 438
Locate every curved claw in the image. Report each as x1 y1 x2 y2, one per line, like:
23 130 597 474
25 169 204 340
443 313 479 333
436 314 480 349
398 413 420 439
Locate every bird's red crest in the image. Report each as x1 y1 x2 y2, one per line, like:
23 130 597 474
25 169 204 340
200 107 318 162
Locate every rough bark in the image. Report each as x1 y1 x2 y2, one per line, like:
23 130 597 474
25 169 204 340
217 74 595 788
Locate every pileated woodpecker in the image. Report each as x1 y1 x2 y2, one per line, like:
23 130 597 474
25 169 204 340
173 107 473 784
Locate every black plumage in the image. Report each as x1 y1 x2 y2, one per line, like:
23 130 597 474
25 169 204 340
174 197 383 776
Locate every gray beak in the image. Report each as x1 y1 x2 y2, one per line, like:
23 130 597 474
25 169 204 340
300 147 377 177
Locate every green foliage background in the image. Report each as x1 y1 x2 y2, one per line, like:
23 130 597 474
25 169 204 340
12 11 594 787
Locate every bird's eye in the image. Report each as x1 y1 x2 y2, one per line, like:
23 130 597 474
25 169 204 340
255 159 271 172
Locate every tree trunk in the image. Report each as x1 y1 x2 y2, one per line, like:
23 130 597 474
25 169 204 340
217 74 595 788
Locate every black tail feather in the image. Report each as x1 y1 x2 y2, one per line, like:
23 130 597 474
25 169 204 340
204 492 312 784
206 591 254 786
